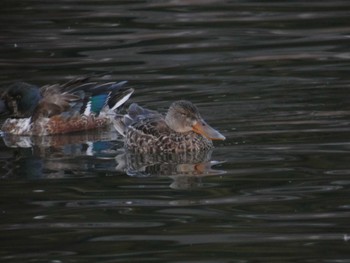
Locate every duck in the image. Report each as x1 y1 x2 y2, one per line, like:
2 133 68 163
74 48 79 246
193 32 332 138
114 100 225 153
0 77 134 136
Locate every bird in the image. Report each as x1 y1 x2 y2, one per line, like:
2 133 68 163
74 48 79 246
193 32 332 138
114 100 225 153
0 77 134 136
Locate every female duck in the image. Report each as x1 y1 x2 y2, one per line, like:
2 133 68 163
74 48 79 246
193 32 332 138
114 100 225 153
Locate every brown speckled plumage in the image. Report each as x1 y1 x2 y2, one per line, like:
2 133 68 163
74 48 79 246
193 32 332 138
125 117 213 153
114 100 225 153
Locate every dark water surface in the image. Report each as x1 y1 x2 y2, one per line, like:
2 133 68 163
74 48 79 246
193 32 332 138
1 1 350 262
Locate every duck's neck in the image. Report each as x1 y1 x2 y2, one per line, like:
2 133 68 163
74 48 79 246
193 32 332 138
19 86 42 118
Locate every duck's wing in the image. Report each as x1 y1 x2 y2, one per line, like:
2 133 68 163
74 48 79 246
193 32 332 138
113 103 163 137
33 80 133 121
32 85 81 120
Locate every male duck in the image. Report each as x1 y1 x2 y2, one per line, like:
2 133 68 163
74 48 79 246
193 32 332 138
0 77 133 135
114 100 225 153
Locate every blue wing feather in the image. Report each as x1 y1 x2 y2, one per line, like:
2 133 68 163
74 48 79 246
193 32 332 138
90 93 110 114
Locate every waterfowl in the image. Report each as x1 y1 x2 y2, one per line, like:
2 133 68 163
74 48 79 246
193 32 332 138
114 100 225 153
0 77 133 135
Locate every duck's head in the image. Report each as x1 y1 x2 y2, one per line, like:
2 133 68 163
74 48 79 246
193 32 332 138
165 100 225 140
1 82 42 118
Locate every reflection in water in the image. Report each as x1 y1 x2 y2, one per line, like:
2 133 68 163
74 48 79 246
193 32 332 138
1 130 119 179
1 130 225 187
1 0 350 261
116 149 225 188
2 128 118 149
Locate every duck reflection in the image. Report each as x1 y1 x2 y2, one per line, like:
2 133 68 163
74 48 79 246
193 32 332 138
2 128 118 150
115 150 225 189
117 149 216 176
1 130 225 188
1 129 120 179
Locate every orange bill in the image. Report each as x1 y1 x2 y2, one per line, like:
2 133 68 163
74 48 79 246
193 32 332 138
192 120 226 140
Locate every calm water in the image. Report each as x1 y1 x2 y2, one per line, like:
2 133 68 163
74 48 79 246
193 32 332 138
1 1 350 262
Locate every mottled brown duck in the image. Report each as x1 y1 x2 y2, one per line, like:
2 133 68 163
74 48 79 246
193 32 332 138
114 100 225 153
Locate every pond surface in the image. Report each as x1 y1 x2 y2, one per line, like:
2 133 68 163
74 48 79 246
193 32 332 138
1 0 350 262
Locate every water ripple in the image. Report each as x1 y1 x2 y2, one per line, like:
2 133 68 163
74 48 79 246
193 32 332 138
1 0 350 262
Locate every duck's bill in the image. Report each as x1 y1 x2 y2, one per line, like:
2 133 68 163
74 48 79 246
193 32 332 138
192 120 226 141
